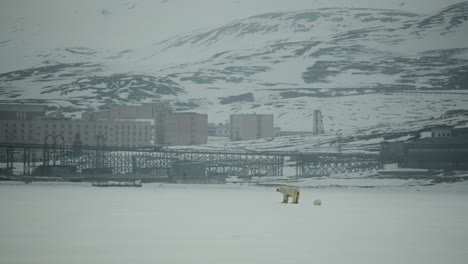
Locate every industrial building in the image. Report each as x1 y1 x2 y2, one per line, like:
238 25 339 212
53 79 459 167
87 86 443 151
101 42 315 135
380 141 405 163
229 114 274 140
380 126 468 170
402 137 468 170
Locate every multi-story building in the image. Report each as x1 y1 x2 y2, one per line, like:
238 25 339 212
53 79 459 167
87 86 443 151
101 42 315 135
163 113 208 145
0 104 46 120
82 102 171 121
0 103 207 147
229 114 274 140
0 118 151 147
83 102 172 145
83 102 207 146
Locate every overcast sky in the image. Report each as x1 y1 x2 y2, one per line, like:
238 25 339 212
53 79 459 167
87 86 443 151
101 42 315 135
0 0 465 50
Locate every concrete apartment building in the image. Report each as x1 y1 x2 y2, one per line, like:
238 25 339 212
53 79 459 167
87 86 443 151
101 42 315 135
82 102 171 121
0 102 207 147
83 102 207 146
229 114 274 140
164 113 208 145
0 118 151 147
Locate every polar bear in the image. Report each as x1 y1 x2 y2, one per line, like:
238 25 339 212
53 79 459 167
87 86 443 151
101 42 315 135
276 186 300 204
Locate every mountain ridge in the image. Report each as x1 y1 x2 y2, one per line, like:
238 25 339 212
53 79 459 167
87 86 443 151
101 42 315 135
0 2 467 143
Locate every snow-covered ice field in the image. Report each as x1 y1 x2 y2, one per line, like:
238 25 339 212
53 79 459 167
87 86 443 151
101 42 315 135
1 182 468 264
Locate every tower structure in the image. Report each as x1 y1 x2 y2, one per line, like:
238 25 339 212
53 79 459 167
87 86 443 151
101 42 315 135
313 110 324 134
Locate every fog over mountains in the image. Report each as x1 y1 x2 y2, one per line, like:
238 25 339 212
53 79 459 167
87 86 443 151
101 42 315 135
0 1 467 137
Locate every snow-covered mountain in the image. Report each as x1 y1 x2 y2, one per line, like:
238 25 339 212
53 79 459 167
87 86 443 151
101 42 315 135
0 1 467 147
144 2 468 91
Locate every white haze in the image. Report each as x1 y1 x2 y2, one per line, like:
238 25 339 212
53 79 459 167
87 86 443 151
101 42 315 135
0 0 465 51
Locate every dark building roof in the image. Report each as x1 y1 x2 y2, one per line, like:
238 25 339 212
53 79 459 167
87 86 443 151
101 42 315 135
431 124 452 129
408 136 468 146
0 104 46 112
454 128 468 136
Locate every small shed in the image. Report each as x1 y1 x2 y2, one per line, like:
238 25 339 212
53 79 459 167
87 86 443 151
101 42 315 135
171 161 206 183
431 125 453 138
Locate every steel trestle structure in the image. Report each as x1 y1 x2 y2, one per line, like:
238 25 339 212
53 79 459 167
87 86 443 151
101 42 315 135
0 143 381 178
295 153 382 176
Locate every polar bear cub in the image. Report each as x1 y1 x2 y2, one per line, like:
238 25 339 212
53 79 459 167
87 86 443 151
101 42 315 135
276 186 300 204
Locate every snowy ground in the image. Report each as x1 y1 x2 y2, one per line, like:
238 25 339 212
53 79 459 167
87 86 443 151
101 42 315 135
1 182 468 264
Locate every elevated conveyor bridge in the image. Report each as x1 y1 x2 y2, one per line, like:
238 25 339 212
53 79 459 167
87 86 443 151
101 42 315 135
0 143 382 179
